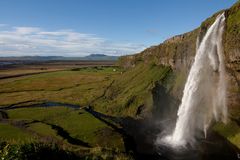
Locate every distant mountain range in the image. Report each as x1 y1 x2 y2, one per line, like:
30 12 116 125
0 54 119 61
81 54 118 61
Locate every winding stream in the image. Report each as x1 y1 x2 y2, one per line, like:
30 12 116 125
0 101 239 160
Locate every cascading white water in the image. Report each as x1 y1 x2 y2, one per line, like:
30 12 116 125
158 13 228 147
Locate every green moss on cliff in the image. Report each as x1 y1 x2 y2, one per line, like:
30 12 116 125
225 1 240 58
214 121 240 149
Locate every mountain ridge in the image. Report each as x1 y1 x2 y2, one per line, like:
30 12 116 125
0 54 119 61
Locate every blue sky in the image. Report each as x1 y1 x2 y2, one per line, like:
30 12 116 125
0 0 237 57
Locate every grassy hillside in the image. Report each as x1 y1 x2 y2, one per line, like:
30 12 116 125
93 63 172 116
117 1 240 149
0 1 239 159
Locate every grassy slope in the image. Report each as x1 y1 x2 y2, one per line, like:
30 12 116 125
213 121 240 149
93 63 172 116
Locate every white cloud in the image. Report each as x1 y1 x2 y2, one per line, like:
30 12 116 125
0 26 146 57
14 27 41 35
0 24 7 27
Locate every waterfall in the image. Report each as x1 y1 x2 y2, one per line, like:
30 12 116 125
159 13 227 147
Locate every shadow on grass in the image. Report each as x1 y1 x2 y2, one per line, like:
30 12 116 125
24 120 91 147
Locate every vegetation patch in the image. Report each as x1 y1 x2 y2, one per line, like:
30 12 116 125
213 121 240 149
6 106 125 149
93 63 172 116
0 123 34 142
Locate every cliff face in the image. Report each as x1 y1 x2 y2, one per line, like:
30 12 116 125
118 1 240 113
224 2 240 110
91 2 240 147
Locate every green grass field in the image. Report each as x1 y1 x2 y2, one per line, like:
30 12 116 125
6 106 124 149
0 66 129 158
0 123 34 142
0 66 120 107
1 64 239 159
